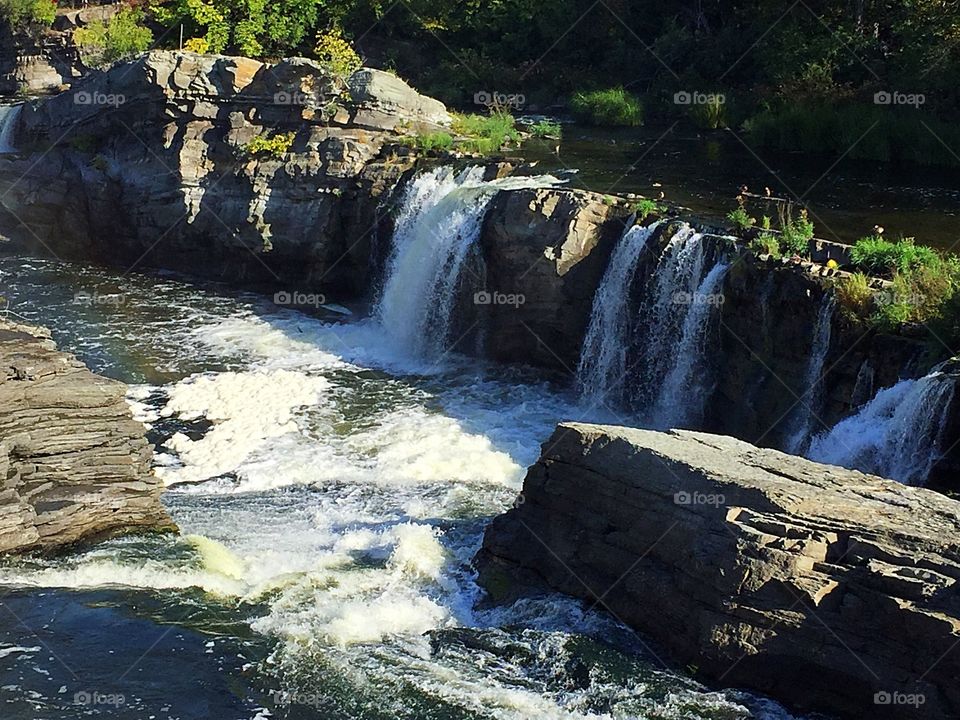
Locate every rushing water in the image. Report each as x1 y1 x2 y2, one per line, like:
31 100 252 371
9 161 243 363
782 296 835 454
807 365 957 485
0 104 20 154
576 221 658 408
0 249 800 719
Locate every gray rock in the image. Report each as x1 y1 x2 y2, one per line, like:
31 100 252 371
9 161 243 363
476 423 960 719
0 319 174 553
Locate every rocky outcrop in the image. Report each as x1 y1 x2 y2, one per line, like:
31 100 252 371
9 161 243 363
476 423 960 719
476 187 628 369
0 319 173 553
0 51 451 296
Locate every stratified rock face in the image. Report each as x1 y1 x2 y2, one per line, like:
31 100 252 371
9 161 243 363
0 51 450 296
478 187 627 369
476 423 960 719
0 320 173 554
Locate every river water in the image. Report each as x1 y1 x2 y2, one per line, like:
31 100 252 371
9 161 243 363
0 253 799 719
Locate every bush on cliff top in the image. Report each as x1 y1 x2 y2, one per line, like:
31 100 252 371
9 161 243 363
850 236 940 277
0 0 55 29
74 7 153 66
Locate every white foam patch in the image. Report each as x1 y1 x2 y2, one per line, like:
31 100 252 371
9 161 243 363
155 369 329 486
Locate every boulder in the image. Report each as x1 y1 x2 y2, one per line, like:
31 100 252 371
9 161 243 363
0 319 174 553
476 423 960 719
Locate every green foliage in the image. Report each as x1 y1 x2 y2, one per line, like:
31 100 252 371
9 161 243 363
527 119 562 139
153 0 325 57
244 131 295 158
570 87 643 127
451 112 521 154
689 95 727 130
834 272 872 319
0 0 55 29
74 8 154 66
406 131 453 152
778 210 814 257
749 233 781 259
727 206 755 231
314 25 361 76
632 198 664 221
850 236 940 277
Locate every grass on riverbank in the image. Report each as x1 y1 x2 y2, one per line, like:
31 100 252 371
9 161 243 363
570 88 643 127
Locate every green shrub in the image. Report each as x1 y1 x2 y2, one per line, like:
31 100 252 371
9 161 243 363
244 132 296 158
632 197 665 221
689 95 727 129
850 236 940 277
0 0 55 29
570 87 643 127
451 111 521 154
834 272 873 318
779 210 814 257
410 131 454 152
749 233 781 258
74 8 154 67
314 26 362 77
727 206 755 231
528 119 562 139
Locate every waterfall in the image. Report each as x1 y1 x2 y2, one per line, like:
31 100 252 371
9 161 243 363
376 166 561 361
649 260 730 429
576 221 659 406
0 104 21 154
807 365 957 485
783 295 834 454
632 225 729 426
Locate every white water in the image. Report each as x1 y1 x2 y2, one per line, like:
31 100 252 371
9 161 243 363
0 104 20 154
376 166 562 361
576 221 658 407
808 365 956 485
783 295 834 454
649 260 730 429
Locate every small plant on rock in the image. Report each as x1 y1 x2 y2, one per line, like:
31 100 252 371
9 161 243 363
244 132 296 159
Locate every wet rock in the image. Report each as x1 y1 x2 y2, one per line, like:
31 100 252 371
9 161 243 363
476 422 960 719
0 319 174 553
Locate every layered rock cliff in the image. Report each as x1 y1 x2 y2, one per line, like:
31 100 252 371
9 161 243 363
0 319 172 553
0 50 451 295
476 423 960 719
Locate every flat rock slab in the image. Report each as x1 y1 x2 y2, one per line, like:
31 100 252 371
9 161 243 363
476 422 960 719
0 319 174 554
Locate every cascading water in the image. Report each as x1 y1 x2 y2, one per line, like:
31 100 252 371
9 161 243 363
376 167 561 362
631 225 728 427
576 221 659 407
649 260 730 429
0 104 21 154
807 364 957 485
783 295 835 454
